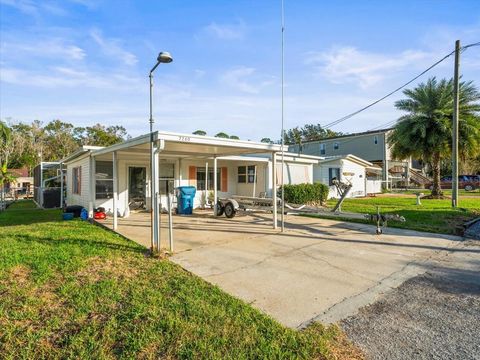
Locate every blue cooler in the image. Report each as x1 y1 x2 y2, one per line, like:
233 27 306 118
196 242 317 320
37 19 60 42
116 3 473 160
176 186 196 215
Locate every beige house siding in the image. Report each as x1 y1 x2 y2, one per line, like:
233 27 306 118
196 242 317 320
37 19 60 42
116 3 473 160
66 154 91 209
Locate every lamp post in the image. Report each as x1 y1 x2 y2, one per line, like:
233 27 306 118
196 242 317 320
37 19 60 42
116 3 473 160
149 51 173 253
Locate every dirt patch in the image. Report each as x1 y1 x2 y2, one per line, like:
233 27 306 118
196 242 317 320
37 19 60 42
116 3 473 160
421 194 451 200
2 265 32 286
76 256 141 284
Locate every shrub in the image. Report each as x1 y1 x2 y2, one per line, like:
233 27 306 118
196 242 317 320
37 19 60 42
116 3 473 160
280 183 329 206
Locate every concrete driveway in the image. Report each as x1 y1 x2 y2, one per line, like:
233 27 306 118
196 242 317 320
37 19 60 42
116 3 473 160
102 211 471 328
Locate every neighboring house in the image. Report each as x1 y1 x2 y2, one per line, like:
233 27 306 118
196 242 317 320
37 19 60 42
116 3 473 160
4 168 33 198
58 131 380 217
289 128 428 188
314 155 382 199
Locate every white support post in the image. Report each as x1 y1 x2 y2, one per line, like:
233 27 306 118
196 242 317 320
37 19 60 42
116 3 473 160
40 162 44 208
154 142 161 252
175 158 181 188
112 151 118 231
168 193 173 252
89 156 96 218
60 163 64 209
205 161 209 207
213 156 218 216
252 165 257 197
272 152 278 229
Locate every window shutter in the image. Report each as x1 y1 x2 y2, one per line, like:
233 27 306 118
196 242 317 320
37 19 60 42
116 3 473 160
221 167 228 192
188 166 197 186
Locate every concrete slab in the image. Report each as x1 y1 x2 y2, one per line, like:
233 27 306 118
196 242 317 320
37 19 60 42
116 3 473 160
99 211 474 328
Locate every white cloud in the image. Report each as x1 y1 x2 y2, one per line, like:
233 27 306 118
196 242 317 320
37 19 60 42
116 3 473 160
90 29 138 66
0 66 143 90
220 66 275 94
204 21 246 40
0 0 68 16
1 39 86 60
305 47 430 89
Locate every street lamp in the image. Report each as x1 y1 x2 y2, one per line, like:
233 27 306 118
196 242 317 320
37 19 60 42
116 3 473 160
149 51 173 253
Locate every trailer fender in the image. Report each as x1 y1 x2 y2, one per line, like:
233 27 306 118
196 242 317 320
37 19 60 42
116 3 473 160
226 198 239 210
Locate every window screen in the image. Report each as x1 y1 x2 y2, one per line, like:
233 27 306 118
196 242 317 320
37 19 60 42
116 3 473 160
96 161 113 199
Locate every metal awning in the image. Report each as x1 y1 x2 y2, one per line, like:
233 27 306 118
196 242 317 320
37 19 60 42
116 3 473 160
92 131 281 159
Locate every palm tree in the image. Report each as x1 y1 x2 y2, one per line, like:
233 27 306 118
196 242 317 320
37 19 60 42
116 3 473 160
389 77 480 197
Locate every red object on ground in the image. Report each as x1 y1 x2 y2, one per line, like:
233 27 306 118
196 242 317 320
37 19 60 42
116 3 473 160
94 211 106 220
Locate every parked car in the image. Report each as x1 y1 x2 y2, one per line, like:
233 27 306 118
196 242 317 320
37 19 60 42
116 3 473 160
426 175 480 191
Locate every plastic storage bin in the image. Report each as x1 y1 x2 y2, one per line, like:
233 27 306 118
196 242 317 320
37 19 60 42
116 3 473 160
176 186 196 215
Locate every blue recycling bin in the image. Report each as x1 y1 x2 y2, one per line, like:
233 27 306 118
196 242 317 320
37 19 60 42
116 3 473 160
176 186 196 215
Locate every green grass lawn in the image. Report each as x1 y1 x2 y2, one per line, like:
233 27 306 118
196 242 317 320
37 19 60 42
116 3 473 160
0 200 361 359
389 189 480 197
317 196 479 235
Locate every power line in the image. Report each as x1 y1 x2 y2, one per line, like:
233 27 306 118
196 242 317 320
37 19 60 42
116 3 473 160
322 41 480 130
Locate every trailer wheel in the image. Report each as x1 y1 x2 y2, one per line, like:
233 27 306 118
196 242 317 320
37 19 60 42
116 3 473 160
224 202 236 218
215 202 225 217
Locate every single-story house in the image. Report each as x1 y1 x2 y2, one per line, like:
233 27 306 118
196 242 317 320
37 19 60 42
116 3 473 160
61 133 382 217
58 131 380 248
313 154 383 198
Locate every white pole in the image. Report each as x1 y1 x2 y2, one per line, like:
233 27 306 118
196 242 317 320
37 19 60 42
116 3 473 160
112 151 118 231
89 157 96 218
154 143 160 252
205 161 209 207
60 163 64 209
168 193 173 252
213 156 218 216
40 162 44 208
272 152 278 229
252 165 257 197
280 0 286 232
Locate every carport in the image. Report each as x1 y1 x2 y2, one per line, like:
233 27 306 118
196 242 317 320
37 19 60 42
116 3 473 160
90 131 281 251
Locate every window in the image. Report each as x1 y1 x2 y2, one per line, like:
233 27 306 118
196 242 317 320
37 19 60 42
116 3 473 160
238 166 246 183
72 166 81 195
333 142 339 150
374 135 378 145
96 161 113 199
238 165 257 183
159 163 175 194
328 167 341 185
320 143 326 155
196 167 220 191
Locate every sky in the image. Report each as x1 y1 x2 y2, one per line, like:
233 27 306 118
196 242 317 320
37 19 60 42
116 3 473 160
1 0 479 141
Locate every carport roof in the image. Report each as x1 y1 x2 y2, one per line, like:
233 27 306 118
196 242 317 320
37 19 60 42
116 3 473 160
92 131 282 158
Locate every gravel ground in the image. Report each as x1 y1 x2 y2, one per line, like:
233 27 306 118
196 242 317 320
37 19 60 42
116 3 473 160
341 270 480 359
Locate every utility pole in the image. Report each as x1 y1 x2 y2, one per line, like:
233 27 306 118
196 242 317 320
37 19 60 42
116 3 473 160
452 40 460 208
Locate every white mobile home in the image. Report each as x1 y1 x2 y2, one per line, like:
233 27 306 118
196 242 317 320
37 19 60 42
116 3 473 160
313 154 382 199
62 132 321 221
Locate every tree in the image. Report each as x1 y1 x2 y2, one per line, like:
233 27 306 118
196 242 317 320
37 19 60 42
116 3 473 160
0 121 16 185
283 123 342 145
77 124 130 146
215 132 230 139
193 130 207 136
388 77 480 197
44 120 79 160
229 135 240 140
260 137 273 143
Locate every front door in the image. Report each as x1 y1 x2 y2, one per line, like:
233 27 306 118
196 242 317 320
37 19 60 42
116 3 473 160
128 167 146 210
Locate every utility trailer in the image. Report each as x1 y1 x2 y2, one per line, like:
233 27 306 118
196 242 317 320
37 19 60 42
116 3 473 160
216 195 276 218
215 195 405 236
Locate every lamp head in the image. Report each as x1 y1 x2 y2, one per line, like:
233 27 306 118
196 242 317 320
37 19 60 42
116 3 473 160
157 51 173 63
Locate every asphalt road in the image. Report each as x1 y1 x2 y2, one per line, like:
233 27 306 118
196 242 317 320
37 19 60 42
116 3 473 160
342 240 480 360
